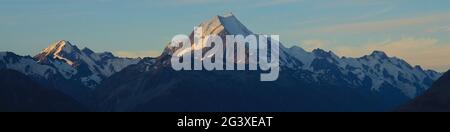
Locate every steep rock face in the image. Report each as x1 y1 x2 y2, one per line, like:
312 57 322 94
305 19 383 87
0 69 85 112
94 14 441 112
398 70 450 112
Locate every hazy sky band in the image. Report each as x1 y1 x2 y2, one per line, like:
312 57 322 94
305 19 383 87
0 0 449 71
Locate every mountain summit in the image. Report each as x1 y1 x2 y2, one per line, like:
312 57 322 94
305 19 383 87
33 40 141 88
195 13 253 36
40 40 74 54
35 40 80 66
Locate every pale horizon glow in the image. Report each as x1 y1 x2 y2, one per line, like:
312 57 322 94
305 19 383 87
1 0 449 71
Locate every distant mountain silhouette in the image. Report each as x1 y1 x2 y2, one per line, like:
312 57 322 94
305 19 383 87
0 69 86 112
398 70 450 112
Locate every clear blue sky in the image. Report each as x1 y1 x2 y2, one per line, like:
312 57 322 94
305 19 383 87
1 0 450 71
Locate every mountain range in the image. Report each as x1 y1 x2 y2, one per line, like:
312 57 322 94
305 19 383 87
0 13 445 112
95 14 441 112
0 40 143 104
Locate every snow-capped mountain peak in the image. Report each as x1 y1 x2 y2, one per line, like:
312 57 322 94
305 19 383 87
40 40 77 57
312 48 340 59
32 40 142 88
163 13 260 64
216 13 253 35
369 50 389 59
36 40 79 65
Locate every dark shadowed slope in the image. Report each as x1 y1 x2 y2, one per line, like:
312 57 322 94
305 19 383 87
0 69 86 112
398 70 450 112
